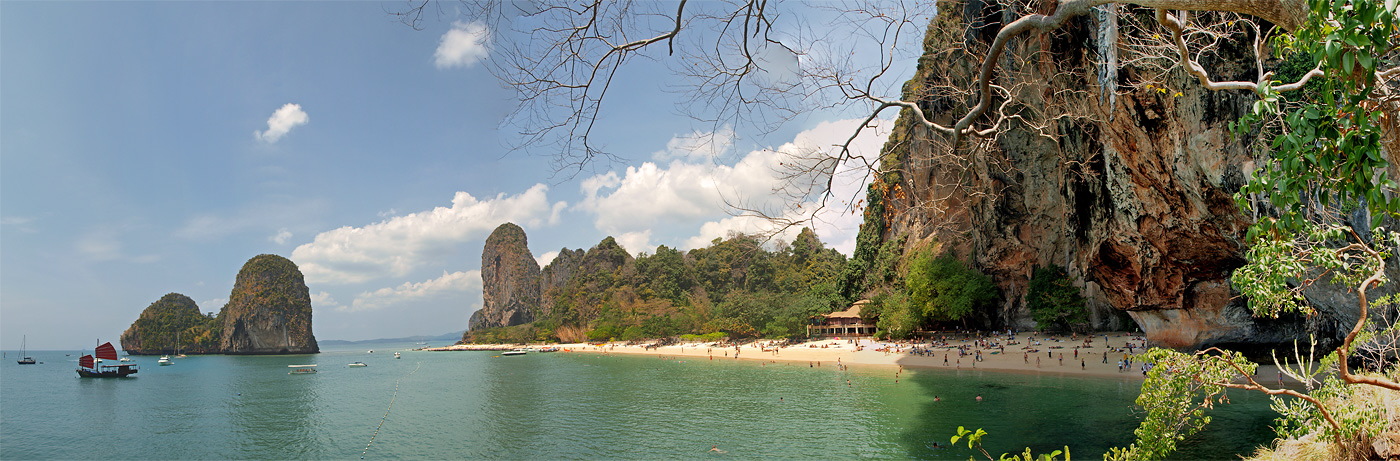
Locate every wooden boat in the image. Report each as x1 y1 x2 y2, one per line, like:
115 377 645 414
76 342 138 378
17 335 36 365
288 364 318 374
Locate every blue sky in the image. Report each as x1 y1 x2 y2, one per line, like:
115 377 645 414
2 2 920 348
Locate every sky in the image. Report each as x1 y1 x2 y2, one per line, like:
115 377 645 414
2 2 923 349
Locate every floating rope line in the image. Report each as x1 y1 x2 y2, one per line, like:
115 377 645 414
361 360 422 459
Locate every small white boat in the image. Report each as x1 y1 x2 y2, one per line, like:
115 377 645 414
348 362 367 367
158 356 173 366
288 364 318 374
501 349 527 356
393 352 401 359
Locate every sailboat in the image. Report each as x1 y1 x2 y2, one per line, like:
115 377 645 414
17 335 36 365
76 342 138 378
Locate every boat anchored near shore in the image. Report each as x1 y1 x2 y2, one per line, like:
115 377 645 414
288 364 318 374
77 342 138 378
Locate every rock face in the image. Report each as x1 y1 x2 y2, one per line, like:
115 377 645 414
219 254 319 354
875 4 1396 350
120 293 219 355
467 223 541 334
539 248 586 318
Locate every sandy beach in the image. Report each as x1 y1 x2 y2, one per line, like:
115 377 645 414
429 332 1306 385
430 332 1172 380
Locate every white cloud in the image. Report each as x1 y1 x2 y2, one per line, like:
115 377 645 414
613 231 653 256
199 298 228 312
652 126 735 162
309 291 342 311
292 184 564 284
536 250 559 268
434 21 491 69
270 228 293 245
347 270 481 312
578 118 890 255
254 103 309 143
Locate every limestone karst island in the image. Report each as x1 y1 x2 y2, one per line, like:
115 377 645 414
121 254 318 355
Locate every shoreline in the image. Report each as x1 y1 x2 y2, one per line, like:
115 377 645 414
430 332 1161 380
427 332 1306 385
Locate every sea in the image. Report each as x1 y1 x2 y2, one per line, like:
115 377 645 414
2 343 1277 460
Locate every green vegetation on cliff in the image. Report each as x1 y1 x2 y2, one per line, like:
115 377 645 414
1026 266 1089 333
469 228 848 343
120 293 222 355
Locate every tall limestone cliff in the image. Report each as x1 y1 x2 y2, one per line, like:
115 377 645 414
219 254 319 354
539 247 586 319
861 2 1396 351
120 293 222 355
467 223 541 336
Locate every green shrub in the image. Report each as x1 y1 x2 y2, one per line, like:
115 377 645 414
1026 266 1088 332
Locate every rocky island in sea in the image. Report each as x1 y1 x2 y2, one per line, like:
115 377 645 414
119 292 222 355
120 254 318 355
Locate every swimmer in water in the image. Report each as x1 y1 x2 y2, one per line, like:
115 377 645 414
709 445 727 453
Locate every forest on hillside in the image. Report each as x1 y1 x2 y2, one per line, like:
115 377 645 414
472 228 857 343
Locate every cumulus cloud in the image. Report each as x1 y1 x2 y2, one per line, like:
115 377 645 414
613 231 653 256
536 250 560 268
309 291 343 311
254 103 309 143
292 184 564 284
434 21 491 69
579 118 890 255
347 270 481 312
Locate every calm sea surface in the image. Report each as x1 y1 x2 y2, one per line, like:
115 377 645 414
2 344 1276 460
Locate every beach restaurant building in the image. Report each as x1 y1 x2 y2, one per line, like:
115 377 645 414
809 300 876 337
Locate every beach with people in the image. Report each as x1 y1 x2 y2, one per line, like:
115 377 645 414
431 331 1168 379
429 331 1305 385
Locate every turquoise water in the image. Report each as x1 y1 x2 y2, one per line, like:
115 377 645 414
2 345 1276 459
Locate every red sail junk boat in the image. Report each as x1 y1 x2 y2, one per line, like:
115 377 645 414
76 342 137 378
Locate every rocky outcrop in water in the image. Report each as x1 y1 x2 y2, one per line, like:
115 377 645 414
120 293 222 355
467 223 541 335
219 254 319 354
867 3 1396 351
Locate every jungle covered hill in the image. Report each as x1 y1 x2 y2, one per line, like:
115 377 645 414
466 223 880 344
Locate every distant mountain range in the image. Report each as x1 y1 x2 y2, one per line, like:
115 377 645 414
319 330 464 346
